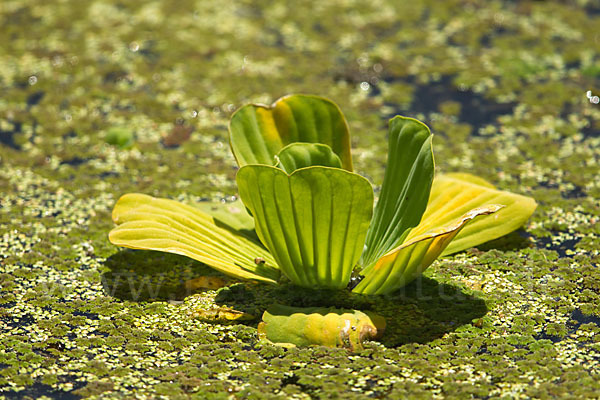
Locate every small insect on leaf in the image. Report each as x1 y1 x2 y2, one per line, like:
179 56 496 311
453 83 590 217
258 304 386 352
254 257 266 265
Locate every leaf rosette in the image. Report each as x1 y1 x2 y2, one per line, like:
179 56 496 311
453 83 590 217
109 94 537 296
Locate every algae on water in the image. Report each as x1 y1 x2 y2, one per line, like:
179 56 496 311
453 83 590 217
1 0 599 398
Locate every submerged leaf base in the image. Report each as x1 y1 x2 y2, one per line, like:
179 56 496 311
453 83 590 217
257 304 386 352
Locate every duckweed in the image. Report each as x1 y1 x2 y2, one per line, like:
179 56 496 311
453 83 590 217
1 0 599 398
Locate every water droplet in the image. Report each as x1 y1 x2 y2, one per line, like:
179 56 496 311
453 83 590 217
28 75 37 85
129 42 140 52
459 83 468 92
587 90 593 99
227 104 236 112
213 107 220 114
152 73 161 82
373 63 383 73
191 110 198 118
52 56 63 67
360 81 370 91
64 114 72 122
592 96 600 105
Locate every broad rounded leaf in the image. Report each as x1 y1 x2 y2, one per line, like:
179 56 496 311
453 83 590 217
258 304 386 351
237 165 373 289
229 94 353 170
417 173 538 255
195 198 258 242
353 205 502 295
360 116 434 268
275 142 342 174
109 193 280 283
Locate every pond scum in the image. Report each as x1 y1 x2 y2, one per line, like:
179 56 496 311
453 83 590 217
1 0 600 398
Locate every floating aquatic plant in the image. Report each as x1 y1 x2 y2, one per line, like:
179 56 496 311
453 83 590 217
109 94 536 295
108 94 536 349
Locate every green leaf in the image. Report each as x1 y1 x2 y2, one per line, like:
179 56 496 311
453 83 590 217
418 173 538 255
353 205 502 295
229 94 353 170
195 198 258 242
108 193 280 283
258 304 386 351
236 165 373 289
275 142 342 174
360 116 434 268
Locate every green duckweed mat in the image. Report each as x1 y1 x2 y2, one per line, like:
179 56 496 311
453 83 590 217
1 0 599 398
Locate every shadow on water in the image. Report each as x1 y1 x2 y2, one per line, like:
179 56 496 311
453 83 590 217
104 250 487 347
474 229 534 253
375 277 488 347
101 249 225 302
215 276 488 347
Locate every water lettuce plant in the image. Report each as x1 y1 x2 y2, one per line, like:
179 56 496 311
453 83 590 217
109 94 537 296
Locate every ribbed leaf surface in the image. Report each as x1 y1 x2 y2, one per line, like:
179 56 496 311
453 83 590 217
353 205 502 295
229 94 353 170
109 193 280 283
360 116 434 268
415 173 538 255
275 143 342 174
237 165 373 289
195 198 258 242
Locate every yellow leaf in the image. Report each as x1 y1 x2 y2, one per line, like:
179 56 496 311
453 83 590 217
258 304 385 351
183 276 229 292
193 307 256 323
109 193 280 284
353 205 501 295
415 173 537 255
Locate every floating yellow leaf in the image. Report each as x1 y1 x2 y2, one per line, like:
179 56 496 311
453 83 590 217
109 193 280 284
183 276 229 292
353 205 502 295
193 307 256 323
417 173 537 255
258 304 385 352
